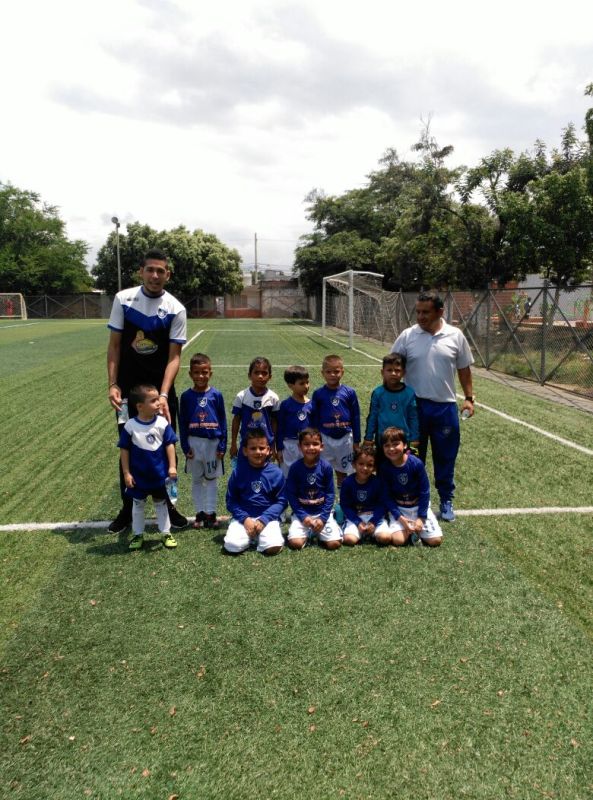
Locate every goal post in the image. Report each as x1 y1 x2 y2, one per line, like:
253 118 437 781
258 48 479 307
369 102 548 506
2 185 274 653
322 270 407 347
0 293 27 320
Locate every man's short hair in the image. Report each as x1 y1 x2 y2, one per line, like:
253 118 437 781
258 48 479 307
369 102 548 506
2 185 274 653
284 365 309 384
129 384 158 406
381 426 407 445
417 291 444 310
383 352 406 370
143 248 168 266
190 353 212 368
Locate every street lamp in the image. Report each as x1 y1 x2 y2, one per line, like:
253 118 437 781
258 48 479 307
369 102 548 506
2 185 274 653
111 216 122 292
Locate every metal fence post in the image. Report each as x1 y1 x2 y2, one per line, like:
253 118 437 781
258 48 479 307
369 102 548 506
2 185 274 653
540 280 549 384
485 288 491 368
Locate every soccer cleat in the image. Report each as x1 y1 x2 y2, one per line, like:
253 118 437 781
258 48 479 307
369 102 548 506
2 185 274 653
108 510 132 534
162 533 178 548
203 513 220 530
128 535 143 550
168 507 188 529
192 511 206 529
333 504 345 526
439 501 456 522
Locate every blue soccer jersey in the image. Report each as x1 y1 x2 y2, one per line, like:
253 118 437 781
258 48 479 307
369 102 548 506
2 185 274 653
364 384 419 443
379 454 430 520
179 386 227 455
276 396 313 450
226 461 287 524
285 458 335 524
339 473 385 527
117 415 177 490
107 285 186 391
232 386 280 446
311 384 361 442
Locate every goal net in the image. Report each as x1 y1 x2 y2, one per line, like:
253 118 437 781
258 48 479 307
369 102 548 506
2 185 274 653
322 271 410 347
0 293 27 319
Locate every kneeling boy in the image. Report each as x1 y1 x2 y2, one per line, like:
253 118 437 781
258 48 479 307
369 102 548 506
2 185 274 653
224 428 286 556
285 427 342 550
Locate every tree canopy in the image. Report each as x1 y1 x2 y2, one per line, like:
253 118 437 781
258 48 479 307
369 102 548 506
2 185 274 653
294 91 593 294
92 223 244 297
0 183 91 294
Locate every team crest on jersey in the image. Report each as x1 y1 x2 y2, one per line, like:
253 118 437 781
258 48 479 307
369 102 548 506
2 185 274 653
356 490 368 502
298 412 307 421
390 402 398 411
397 473 408 485
307 473 316 485
442 426 452 437
157 306 168 319
251 481 263 494
199 397 207 408
132 330 157 355
331 397 340 407
146 433 156 445
253 400 262 409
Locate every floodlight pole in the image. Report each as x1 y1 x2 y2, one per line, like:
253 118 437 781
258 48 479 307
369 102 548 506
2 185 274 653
111 216 122 293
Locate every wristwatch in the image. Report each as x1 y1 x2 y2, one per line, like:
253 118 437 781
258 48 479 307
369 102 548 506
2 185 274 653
465 396 475 403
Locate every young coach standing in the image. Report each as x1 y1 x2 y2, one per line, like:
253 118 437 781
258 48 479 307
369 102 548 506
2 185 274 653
106 248 188 533
391 291 475 522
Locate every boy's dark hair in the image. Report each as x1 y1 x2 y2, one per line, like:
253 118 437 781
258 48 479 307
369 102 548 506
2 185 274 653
129 384 158 407
417 290 444 310
353 445 377 464
248 356 272 376
244 427 269 443
284 365 309 384
322 354 343 369
381 426 407 445
143 248 168 266
382 352 406 370
190 352 211 368
298 426 322 444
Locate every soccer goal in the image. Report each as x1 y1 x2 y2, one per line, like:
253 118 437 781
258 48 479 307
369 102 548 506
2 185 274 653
0 293 27 320
322 270 410 348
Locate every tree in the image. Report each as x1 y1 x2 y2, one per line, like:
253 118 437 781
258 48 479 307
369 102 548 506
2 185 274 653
294 231 379 295
92 223 243 297
0 182 91 293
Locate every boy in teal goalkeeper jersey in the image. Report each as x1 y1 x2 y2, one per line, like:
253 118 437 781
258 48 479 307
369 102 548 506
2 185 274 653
363 353 419 451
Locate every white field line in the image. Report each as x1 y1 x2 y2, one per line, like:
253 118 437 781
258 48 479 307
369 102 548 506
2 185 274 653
0 321 41 330
290 322 383 362
182 329 204 350
2 506 593 532
180 363 378 369
458 394 593 456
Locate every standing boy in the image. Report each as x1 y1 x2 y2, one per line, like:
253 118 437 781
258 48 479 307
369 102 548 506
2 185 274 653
363 353 419 452
224 428 287 556
107 249 188 533
377 427 443 548
310 355 360 486
118 384 179 550
285 428 342 550
179 353 227 530
276 365 313 477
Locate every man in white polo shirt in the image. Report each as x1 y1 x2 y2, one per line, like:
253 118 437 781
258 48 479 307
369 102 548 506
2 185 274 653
390 291 474 522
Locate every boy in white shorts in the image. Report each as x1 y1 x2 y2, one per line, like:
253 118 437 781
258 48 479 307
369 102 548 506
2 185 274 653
285 428 342 550
310 355 361 487
276 365 313 478
377 427 443 547
179 353 227 530
224 428 286 556
339 446 390 546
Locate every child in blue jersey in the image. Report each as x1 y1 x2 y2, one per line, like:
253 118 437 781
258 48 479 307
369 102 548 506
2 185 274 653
363 353 419 453
118 384 178 550
230 356 280 461
339 446 390 546
223 428 287 556
179 353 227 531
377 427 443 547
311 354 361 487
285 428 342 550
277 365 313 478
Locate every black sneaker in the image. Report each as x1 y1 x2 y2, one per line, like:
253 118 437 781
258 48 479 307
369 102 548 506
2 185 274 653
108 510 132 534
203 513 220 530
168 506 188 529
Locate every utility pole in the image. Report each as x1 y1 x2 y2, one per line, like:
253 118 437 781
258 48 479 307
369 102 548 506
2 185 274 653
254 232 259 284
111 216 122 292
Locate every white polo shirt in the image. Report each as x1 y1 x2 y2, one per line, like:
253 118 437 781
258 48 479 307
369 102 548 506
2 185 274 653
391 322 474 403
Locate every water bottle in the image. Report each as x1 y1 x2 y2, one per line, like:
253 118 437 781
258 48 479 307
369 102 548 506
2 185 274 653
460 408 471 421
410 531 422 547
165 477 178 504
117 398 129 425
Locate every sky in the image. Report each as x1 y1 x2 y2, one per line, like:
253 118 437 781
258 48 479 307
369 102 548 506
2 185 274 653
1 0 592 275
